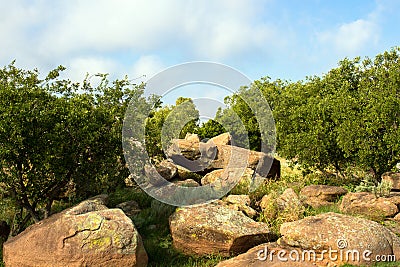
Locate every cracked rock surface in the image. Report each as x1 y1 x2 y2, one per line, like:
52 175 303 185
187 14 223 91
3 198 147 267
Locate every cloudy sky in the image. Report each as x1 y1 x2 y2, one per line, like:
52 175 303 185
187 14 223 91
1 0 399 114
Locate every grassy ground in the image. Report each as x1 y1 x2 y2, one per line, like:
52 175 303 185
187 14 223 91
0 160 398 266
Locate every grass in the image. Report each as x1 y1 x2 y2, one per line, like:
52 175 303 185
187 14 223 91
109 187 229 266
0 160 398 266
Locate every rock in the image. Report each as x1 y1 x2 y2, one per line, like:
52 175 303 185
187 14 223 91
340 192 399 219
208 132 231 146
225 194 251 206
173 178 200 187
300 185 348 208
0 220 10 241
175 164 203 181
116 200 141 217
166 133 280 178
169 202 275 256
167 138 201 160
275 188 305 221
224 195 257 218
209 144 280 178
201 168 253 185
185 133 200 143
168 141 217 171
382 172 400 190
215 242 318 267
280 212 400 266
259 189 305 222
157 159 178 180
201 168 254 193
3 199 148 267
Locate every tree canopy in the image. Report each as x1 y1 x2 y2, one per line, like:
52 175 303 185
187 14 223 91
0 63 146 232
217 47 400 178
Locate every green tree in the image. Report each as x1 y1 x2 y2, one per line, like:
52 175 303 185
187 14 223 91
334 49 400 178
0 63 145 233
196 115 226 141
145 97 199 161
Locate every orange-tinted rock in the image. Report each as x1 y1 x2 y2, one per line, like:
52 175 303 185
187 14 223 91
3 199 147 267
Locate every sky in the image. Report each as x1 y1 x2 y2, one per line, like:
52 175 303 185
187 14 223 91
1 0 400 117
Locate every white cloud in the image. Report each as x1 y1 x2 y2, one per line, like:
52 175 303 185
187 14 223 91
63 56 118 82
317 19 379 55
130 55 165 82
182 0 279 59
35 0 278 61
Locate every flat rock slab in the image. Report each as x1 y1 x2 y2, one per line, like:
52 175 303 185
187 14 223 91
340 192 399 219
300 185 347 208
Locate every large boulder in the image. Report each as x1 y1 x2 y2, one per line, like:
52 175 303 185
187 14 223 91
3 199 148 267
169 202 276 256
208 132 231 146
300 185 348 208
340 192 399 219
166 132 280 178
382 172 400 191
280 212 400 266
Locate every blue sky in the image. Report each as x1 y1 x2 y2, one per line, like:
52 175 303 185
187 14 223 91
1 0 399 115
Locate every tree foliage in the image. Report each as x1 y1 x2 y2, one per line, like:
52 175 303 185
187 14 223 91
219 48 400 178
145 97 199 161
0 62 145 232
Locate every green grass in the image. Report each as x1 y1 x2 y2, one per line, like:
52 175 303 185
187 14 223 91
109 187 230 266
0 164 397 266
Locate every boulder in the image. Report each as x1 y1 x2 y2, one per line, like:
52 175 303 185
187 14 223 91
211 144 280 178
3 199 148 267
300 185 348 208
168 142 217 171
167 139 201 160
156 159 178 180
224 195 257 218
166 133 280 178
225 194 251 206
280 212 400 266
208 132 231 146
340 192 399 219
382 172 400 190
175 164 203 181
259 188 305 222
169 202 275 256
116 200 141 217
201 168 255 193
184 133 200 143
215 242 318 267
275 188 305 221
